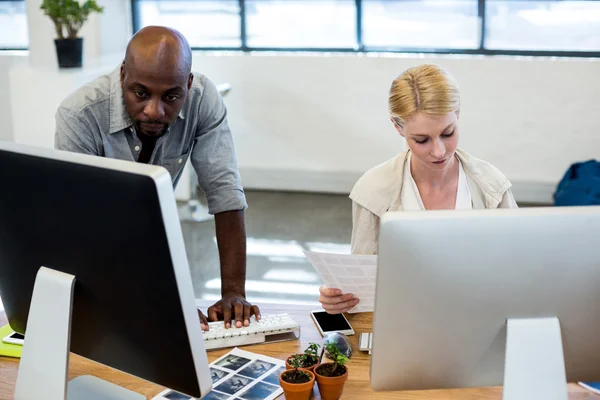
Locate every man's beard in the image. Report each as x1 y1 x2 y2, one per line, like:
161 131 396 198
135 120 169 138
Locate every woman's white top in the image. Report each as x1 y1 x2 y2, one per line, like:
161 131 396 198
401 153 472 211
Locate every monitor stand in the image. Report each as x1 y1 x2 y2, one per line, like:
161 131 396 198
13 267 144 400
503 317 568 400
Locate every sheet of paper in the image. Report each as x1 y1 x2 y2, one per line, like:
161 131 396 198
303 250 377 313
152 348 285 400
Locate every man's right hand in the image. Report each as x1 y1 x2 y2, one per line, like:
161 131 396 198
318 285 360 314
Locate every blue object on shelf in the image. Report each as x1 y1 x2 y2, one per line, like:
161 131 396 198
554 160 600 206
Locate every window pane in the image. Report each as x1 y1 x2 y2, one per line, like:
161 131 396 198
136 0 241 47
362 0 480 49
246 0 356 48
486 1 600 51
0 1 28 48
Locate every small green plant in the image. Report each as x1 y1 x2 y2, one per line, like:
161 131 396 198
288 342 322 368
317 342 349 377
40 0 104 40
281 354 312 384
304 342 321 364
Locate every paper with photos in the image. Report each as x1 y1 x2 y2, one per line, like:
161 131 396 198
303 250 377 313
152 348 285 400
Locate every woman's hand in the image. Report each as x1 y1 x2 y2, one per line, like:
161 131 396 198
318 285 360 314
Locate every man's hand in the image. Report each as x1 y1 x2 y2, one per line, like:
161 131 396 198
319 285 360 314
207 293 261 329
198 308 209 331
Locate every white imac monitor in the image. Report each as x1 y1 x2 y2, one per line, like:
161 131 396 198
371 206 600 400
0 142 212 399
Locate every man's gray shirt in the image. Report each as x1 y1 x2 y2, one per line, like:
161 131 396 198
55 65 247 215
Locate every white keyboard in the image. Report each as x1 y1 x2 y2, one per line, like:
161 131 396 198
202 313 301 351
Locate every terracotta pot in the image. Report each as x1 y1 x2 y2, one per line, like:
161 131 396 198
279 369 315 400
286 355 319 373
314 363 348 400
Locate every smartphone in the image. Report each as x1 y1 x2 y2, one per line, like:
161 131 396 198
2 331 24 346
310 310 355 337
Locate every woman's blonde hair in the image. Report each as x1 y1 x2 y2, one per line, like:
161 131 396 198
389 64 460 127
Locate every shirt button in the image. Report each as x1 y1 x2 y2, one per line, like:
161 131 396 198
134 146 140 151
178 159 182 164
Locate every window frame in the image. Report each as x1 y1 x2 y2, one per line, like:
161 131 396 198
116 0 600 58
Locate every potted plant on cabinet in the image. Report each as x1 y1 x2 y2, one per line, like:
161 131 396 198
314 341 349 400
40 0 104 68
279 354 315 400
286 342 322 373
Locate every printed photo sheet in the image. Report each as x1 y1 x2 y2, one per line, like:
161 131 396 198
152 348 286 400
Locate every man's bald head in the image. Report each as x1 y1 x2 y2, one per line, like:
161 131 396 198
124 26 192 79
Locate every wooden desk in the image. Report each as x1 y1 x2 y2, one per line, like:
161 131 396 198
0 305 596 400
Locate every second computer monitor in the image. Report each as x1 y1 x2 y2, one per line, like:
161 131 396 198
371 206 600 395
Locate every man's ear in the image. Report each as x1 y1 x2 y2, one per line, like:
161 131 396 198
120 64 125 88
188 73 193 91
390 117 405 138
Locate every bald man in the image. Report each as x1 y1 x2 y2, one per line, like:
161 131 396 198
55 26 260 330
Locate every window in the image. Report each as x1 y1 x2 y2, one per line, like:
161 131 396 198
362 1 480 50
485 1 600 52
134 0 241 48
131 0 600 57
245 0 356 48
0 0 28 49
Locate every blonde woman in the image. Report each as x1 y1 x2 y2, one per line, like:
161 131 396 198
319 64 518 314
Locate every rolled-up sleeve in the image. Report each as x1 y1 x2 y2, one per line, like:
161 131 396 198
191 77 247 215
498 188 519 209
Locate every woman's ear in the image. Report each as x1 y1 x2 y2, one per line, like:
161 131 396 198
390 117 405 138
456 107 460 120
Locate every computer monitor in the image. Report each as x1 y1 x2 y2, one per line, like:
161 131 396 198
0 141 212 399
371 207 600 400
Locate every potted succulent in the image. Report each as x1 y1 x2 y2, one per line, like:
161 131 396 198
286 342 322 373
279 354 315 400
314 342 349 400
40 0 104 68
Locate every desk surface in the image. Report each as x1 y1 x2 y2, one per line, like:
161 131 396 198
0 304 596 400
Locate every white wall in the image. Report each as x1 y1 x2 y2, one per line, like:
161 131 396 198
190 53 600 201
0 56 14 142
0 53 26 142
